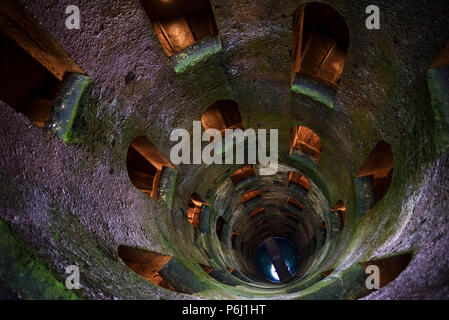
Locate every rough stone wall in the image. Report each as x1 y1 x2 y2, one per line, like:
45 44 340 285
0 0 448 299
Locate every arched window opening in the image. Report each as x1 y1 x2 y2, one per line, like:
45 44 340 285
118 245 176 291
139 0 218 57
0 30 59 127
0 28 86 130
360 253 413 289
126 136 175 202
216 216 226 241
0 1 88 139
241 190 262 205
288 171 310 193
249 208 265 219
201 100 243 136
230 165 256 186
200 264 214 274
292 2 349 89
290 126 322 161
286 197 304 213
187 193 208 228
356 141 393 204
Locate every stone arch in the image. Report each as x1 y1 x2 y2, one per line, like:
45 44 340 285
126 136 176 207
140 0 218 57
201 100 243 135
118 245 176 291
187 193 208 228
290 126 323 161
292 2 349 88
356 141 393 205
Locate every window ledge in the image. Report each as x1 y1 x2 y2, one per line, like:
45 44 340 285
46 73 91 142
172 35 222 74
427 66 449 154
157 166 178 209
291 75 336 109
198 206 211 233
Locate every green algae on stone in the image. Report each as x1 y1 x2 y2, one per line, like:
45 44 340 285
46 73 91 143
0 219 79 300
353 176 376 218
295 264 369 300
158 166 178 209
329 210 343 239
427 66 449 154
173 36 222 74
199 205 212 233
291 75 336 109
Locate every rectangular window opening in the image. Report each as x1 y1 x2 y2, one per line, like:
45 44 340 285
241 190 262 205
140 0 218 56
0 30 61 127
230 165 256 185
118 245 177 292
187 193 208 228
0 2 86 128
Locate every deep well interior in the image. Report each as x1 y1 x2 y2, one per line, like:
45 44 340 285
0 0 449 300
